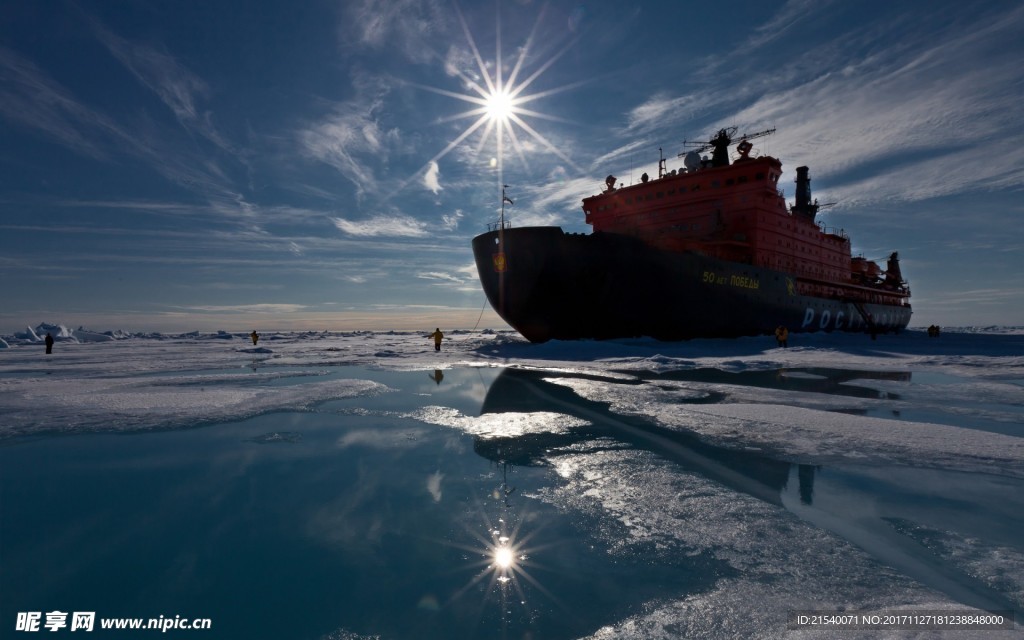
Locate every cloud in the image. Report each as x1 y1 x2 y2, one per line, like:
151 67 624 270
741 9 1024 204
90 17 243 166
298 74 400 198
614 3 1024 208
94 27 204 125
625 93 702 134
177 304 310 314
0 44 236 204
2 14 255 215
332 214 429 237
441 209 462 231
423 160 442 194
0 46 123 160
417 271 462 283
524 176 596 223
746 0 839 50
345 0 448 63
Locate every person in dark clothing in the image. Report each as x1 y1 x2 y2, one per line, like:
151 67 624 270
45 332 54 354
250 330 260 345
431 328 444 351
774 325 788 348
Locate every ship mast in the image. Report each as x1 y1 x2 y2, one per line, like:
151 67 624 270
500 184 513 229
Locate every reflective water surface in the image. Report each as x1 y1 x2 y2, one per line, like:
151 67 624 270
2 365 1022 638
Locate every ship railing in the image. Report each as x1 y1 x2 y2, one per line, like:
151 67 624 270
487 220 513 232
818 223 848 240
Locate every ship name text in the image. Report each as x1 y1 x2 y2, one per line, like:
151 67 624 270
702 271 760 290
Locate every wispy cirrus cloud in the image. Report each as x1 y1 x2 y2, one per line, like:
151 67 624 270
625 93 705 135
298 74 399 199
344 0 449 63
1 31 250 219
745 0 841 50
613 3 1024 209
417 271 462 283
0 43 231 206
174 304 310 314
91 20 238 157
332 214 429 237
0 46 124 160
737 6 1024 204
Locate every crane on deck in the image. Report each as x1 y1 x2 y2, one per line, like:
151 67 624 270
679 127 776 167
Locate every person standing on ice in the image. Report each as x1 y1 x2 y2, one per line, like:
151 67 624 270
430 328 444 352
774 325 788 348
44 332 54 354
250 330 259 346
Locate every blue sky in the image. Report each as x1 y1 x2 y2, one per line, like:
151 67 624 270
2 0 1022 334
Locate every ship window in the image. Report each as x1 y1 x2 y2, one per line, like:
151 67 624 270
726 178 735 186
645 194 653 201
755 172 765 180
657 192 664 198
711 180 720 188
625 198 632 205
738 175 748 184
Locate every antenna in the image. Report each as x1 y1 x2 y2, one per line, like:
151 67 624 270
500 184 513 229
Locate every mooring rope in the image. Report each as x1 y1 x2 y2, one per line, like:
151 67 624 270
471 294 488 332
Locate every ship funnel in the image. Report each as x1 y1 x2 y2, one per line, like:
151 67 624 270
885 252 904 287
791 166 819 221
795 166 811 210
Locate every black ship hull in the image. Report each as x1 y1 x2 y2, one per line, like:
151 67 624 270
472 227 912 343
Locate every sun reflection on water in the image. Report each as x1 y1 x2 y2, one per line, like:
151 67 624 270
493 540 514 570
441 460 560 634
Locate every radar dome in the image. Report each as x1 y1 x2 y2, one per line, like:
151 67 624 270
683 151 701 172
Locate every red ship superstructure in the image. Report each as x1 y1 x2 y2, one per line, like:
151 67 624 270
582 128 910 314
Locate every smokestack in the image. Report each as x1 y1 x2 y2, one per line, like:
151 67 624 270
795 166 811 212
791 166 818 221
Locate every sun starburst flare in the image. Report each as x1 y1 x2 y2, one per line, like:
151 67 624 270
406 5 585 199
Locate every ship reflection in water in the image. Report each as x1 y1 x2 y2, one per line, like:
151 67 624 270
470 366 1023 619
474 367 835 507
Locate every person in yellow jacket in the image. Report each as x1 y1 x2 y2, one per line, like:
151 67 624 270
774 325 788 348
250 330 260 346
430 328 444 351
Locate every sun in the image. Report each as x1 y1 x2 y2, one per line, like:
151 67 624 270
404 4 584 197
484 89 515 123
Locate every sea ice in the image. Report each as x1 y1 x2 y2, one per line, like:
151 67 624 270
1 325 1022 637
